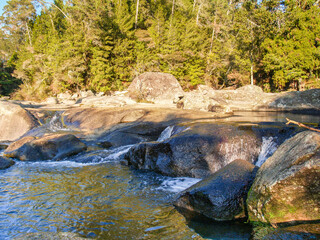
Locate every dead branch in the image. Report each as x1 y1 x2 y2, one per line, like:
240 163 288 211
286 118 320 133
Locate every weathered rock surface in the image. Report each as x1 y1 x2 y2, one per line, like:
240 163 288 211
124 123 262 178
173 159 258 221
268 89 320 112
4 134 87 161
177 85 320 113
127 72 184 104
76 95 136 108
0 156 15 169
0 101 38 141
64 106 223 134
247 131 320 225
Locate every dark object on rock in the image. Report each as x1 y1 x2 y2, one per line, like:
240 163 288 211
124 123 261 178
173 159 258 221
97 141 113 149
127 72 184 104
4 134 87 161
0 156 15 169
0 101 38 141
247 131 320 225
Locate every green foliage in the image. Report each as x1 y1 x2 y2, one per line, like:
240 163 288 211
0 0 320 99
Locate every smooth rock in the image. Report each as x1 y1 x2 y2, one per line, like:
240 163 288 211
4 134 87 161
0 156 15 169
247 131 320 225
0 101 38 141
124 123 262 178
173 159 258 221
127 72 184 104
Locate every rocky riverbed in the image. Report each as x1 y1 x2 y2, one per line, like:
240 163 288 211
0 75 319 239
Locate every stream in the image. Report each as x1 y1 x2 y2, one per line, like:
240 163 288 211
0 111 319 239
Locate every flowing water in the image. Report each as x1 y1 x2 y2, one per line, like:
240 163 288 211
0 111 319 239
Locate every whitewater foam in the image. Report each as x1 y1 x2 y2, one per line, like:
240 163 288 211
157 177 201 193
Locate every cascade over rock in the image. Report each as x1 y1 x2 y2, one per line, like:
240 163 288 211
0 101 38 141
124 123 262 178
4 134 87 161
247 131 320 225
173 159 258 221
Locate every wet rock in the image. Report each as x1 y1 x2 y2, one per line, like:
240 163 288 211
173 159 258 221
0 101 39 141
0 156 15 169
124 123 261 178
247 131 320 225
262 223 320 240
4 134 87 161
97 122 166 147
127 72 184 104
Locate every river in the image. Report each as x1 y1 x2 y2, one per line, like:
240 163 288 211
0 111 319 239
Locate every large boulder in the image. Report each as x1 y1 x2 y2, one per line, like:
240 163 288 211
247 131 320 225
0 156 15 169
4 134 87 161
127 72 184 104
173 159 258 221
268 89 320 112
124 123 262 178
0 101 38 141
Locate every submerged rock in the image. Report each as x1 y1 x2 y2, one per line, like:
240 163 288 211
0 101 38 141
4 134 87 161
173 159 258 221
262 223 320 240
13 232 87 240
124 123 261 178
127 72 184 104
247 131 320 225
0 156 15 169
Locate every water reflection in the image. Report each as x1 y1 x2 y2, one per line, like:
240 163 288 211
0 162 210 239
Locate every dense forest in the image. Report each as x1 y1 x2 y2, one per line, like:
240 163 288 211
0 0 320 100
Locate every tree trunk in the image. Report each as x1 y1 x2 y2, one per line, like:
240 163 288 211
135 0 140 29
25 22 32 47
196 2 202 26
170 0 175 28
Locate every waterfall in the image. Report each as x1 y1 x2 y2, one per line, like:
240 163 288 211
157 126 175 142
47 112 69 132
157 125 190 142
255 136 278 167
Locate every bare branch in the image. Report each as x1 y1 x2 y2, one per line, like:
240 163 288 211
286 118 320 133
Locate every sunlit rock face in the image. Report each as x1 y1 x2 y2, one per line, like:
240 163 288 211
247 131 320 225
124 123 262 178
4 134 87 161
127 72 184 104
173 159 258 221
0 101 38 141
